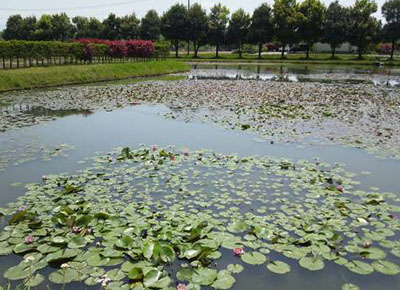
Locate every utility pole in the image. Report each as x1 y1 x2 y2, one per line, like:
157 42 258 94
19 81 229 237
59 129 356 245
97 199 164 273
187 0 190 56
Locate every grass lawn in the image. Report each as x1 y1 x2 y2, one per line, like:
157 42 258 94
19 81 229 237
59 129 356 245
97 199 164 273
0 61 190 92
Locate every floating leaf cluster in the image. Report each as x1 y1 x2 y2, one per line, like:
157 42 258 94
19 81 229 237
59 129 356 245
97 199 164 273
0 146 399 289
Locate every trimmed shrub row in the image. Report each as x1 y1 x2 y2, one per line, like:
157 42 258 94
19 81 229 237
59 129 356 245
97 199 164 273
0 40 169 69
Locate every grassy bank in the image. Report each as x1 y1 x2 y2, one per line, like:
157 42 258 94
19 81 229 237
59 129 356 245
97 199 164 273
0 61 190 92
171 52 400 66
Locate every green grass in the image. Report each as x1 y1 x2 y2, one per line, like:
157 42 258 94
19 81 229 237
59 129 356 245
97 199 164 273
0 61 190 92
170 51 400 66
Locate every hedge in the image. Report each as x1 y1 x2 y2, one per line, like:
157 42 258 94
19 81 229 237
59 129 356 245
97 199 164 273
0 40 170 69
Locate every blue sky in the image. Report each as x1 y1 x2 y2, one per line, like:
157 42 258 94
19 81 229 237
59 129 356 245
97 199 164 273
0 0 387 29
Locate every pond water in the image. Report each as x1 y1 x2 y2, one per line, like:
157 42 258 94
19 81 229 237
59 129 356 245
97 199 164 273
189 63 400 87
0 64 400 290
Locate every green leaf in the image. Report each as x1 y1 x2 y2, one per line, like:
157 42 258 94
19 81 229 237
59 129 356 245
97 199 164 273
342 283 360 290
345 261 374 275
128 267 143 281
267 261 291 274
49 268 80 284
24 274 45 287
227 264 244 274
192 268 218 286
68 236 87 249
241 252 266 265
227 221 248 233
211 272 236 289
299 257 324 271
372 260 400 275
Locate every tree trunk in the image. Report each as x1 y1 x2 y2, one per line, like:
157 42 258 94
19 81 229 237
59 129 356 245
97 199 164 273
194 41 199 58
306 41 310 59
390 41 395 60
258 43 262 59
331 46 336 58
238 43 242 59
281 43 286 59
175 40 179 58
216 43 219 58
358 46 362 59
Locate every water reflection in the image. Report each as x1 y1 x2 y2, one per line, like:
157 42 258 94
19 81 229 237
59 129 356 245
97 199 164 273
189 64 400 87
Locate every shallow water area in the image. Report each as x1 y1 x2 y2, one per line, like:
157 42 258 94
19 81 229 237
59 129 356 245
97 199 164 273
0 65 400 290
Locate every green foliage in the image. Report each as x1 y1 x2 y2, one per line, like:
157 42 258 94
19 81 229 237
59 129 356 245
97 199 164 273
187 3 209 57
382 0 400 59
207 3 230 58
161 4 188 57
140 10 161 41
227 9 251 58
273 0 303 57
348 0 381 59
323 1 350 57
298 0 326 59
248 3 274 58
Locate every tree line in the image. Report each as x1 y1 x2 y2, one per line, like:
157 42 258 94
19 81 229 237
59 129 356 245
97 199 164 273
2 0 400 59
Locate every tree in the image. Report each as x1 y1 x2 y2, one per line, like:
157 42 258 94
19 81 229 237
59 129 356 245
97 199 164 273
227 9 251 58
51 13 74 41
187 3 208 58
34 14 53 40
207 3 230 58
140 10 161 41
120 14 140 39
273 0 302 58
348 0 381 59
102 13 122 39
161 4 188 57
298 0 326 59
87 18 104 39
3 15 24 40
248 3 274 59
382 0 400 59
72 16 89 39
323 1 349 58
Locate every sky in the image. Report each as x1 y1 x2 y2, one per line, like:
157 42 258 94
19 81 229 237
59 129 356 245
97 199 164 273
0 0 387 30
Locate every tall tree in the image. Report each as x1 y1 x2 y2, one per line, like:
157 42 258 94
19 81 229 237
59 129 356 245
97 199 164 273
3 15 24 40
207 3 230 58
51 13 74 41
248 3 274 59
298 0 326 59
382 0 400 59
348 0 381 59
34 14 53 40
140 10 161 41
102 13 122 39
227 9 251 58
120 14 140 39
273 0 302 58
161 4 188 57
323 1 349 58
87 18 104 39
72 16 89 39
187 3 208 58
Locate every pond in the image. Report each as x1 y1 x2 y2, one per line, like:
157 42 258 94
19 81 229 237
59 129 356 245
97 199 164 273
0 64 400 290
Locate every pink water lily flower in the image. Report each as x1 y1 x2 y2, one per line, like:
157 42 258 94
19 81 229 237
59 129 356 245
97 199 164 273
24 236 34 244
152 145 158 152
337 185 344 193
234 247 245 256
72 226 80 233
18 206 26 211
42 175 47 181
170 155 175 161
177 283 188 290
184 151 189 157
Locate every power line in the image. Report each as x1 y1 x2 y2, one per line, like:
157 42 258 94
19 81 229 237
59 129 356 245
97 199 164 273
0 0 150 12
